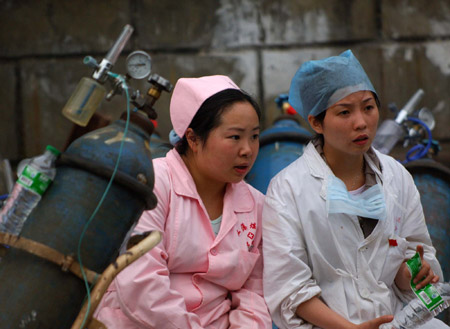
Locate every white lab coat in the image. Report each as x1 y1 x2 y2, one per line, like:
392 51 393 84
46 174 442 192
262 142 446 329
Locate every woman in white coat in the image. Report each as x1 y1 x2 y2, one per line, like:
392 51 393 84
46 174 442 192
94 75 272 328
262 50 448 329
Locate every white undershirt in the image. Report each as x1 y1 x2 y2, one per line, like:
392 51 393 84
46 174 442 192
349 184 366 195
210 215 222 236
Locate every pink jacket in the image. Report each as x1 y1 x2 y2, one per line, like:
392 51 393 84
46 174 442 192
94 149 272 329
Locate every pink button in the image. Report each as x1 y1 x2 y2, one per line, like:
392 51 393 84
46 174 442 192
210 248 217 256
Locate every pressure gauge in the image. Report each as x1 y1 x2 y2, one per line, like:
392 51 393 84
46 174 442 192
126 51 152 79
418 107 435 131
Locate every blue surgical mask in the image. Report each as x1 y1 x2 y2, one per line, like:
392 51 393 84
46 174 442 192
326 175 387 221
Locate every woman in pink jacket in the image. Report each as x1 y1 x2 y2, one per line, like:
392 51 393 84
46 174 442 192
94 75 272 329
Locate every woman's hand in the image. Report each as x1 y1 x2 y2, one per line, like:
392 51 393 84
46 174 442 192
354 315 394 329
296 296 393 329
395 245 440 291
412 245 440 289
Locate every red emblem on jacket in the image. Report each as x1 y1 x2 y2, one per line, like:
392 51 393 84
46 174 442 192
388 239 398 247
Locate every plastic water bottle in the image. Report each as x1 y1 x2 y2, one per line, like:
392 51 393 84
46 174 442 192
380 282 450 329
0 145 60 235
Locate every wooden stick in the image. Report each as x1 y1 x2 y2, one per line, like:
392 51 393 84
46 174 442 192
71 230 162 329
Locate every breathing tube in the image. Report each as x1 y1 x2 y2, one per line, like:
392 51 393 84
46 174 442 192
77 72 131 329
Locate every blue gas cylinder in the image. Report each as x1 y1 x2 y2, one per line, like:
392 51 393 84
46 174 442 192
405 159 450 323
405 160 450 279
150 133 172 159
0 112 157 328
246 116 312 194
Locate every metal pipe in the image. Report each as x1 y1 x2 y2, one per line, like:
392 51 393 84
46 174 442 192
2 159 14 193
92 25 134 82
395 89 425 124
105 24 134 65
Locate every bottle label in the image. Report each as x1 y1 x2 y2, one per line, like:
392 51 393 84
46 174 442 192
406 252 444 312
17 165 52 196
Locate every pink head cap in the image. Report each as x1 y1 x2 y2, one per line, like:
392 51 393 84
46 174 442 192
170 75 240 138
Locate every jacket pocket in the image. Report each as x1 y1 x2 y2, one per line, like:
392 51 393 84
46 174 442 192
379 235 408 285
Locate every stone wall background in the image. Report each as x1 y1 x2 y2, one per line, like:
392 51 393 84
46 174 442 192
0 0 449 167
0 0 450 323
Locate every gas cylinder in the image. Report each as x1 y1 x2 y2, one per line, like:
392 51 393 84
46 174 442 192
0 111 157 328
405 159 450 324
150 133 172 159
405 160 450 277
246 116 312 193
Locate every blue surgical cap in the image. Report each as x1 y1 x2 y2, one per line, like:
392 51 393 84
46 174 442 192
288 50 378 120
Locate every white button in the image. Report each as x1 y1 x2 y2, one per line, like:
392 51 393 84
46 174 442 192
360 288 370 299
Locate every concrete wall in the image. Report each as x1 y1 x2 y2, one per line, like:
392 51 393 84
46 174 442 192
1 0 450 167
1 1 450 324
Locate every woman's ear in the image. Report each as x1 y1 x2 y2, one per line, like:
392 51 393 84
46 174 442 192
308 114 324 134
185 128 199 152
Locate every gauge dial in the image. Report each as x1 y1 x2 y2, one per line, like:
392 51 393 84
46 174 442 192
418 107 435 131
126 51 152 79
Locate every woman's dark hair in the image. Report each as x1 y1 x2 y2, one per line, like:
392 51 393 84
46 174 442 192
175 88 261 155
